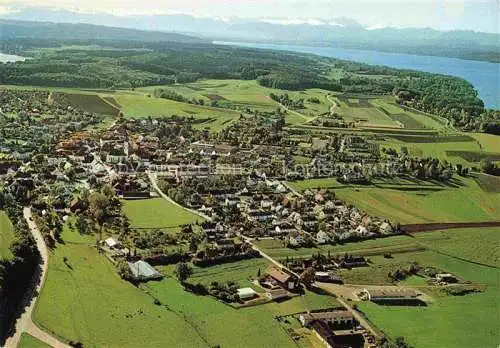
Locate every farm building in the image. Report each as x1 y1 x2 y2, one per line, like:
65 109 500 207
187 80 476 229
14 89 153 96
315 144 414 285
128 260 163 281
104 237 120 249
266 266 299 290
310 321 365 348
314 272 343 284
265 288 288 301
237 287 257 300
435 273 458 283
360 288 421 304
299 310 355 328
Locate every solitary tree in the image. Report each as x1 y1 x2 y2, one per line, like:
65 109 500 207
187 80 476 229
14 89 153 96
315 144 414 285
175 262 193 284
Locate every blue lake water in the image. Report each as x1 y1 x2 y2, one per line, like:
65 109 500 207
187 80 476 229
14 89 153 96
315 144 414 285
0 52 26 63
215 41 500 109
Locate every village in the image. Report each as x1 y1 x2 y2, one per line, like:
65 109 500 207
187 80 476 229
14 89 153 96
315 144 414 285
0 87 489 348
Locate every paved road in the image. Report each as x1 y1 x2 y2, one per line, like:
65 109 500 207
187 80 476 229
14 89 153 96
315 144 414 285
4 208 70 348
147 172 211 221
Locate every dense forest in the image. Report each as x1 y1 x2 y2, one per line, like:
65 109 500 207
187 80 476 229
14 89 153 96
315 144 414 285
0 37 498 133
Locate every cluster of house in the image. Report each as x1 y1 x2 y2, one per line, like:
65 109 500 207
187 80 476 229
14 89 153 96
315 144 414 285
198 185 397 248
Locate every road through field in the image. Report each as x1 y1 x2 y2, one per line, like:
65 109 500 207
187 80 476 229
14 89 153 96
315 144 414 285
4 208 70 348
147 172 211 221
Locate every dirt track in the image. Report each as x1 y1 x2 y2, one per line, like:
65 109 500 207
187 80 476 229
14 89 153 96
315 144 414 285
401 221 500 233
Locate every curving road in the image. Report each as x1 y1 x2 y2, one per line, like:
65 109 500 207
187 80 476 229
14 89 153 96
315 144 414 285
147 172 211 221
4 207 70 348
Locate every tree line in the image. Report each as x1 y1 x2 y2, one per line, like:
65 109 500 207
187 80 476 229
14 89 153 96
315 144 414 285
0 192 40 345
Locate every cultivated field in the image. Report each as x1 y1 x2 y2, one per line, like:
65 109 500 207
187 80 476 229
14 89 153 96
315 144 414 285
473 173 500 193
60 92 121 116
414 227 500 267
334 96 401 128
254 235 422 260
140 80 332 116
470 133 500 152
34 224 209 347
378 137 484 166
122 198 204 228
0 211 14 260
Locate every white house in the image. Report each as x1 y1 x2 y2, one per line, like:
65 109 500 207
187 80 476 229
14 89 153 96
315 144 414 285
316 231 330 244
105 237 120 249
237 287 257 300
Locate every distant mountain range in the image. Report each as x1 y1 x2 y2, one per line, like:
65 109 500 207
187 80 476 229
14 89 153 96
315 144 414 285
1 9 499 62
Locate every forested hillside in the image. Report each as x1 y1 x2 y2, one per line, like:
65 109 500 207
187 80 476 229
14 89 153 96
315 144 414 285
0 19 205 43
0 35 498 133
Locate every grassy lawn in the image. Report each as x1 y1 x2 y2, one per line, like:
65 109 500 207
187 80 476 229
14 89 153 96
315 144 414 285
122 198 204 228
0 210 15 260
334 177 499 224
358 248 500 348
19 333 51 348
34 224 208 348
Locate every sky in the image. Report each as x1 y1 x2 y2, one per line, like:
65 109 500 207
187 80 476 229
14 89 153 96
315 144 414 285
0 0 498 33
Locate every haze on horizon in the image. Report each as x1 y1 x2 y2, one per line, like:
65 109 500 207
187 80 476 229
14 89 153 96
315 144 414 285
0 0 498 33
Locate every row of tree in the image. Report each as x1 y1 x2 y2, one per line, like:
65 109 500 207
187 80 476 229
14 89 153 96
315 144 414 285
0 192 40 345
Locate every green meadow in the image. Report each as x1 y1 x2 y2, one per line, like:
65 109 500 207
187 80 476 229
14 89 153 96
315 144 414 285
359 238 500 348
33 223 339 348
254 235 421 260
378 135 500 167
333 177 499 224
34 224 209 348
110 93 240 131
0 211 15 260
140 79 332 115
189 258 270 290
143 276 337 347
122 198 204 229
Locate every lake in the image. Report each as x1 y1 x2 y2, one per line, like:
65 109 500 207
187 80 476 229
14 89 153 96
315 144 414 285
214 41 499 109
0 53 26 63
